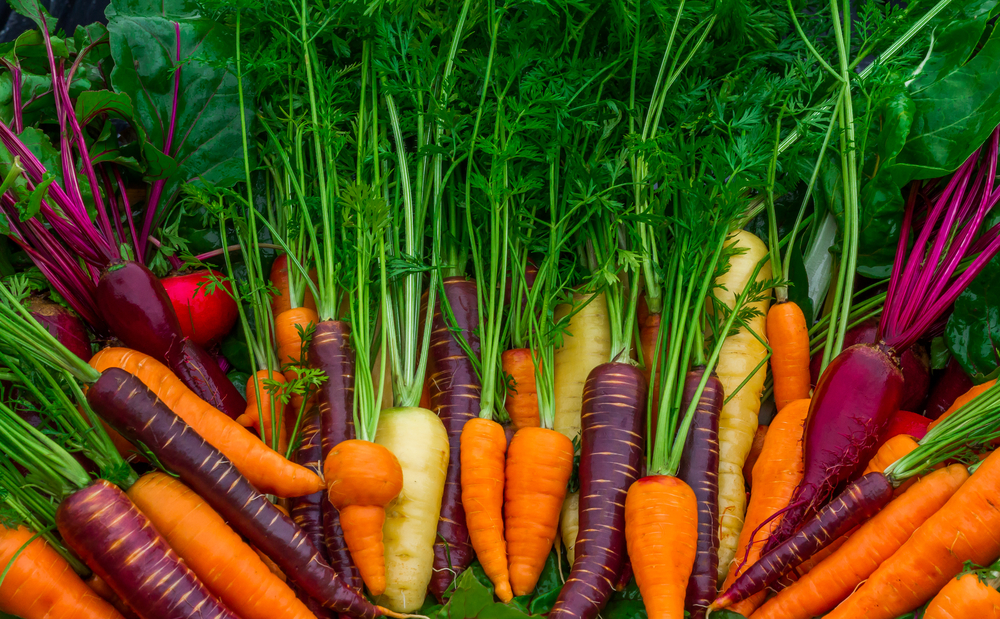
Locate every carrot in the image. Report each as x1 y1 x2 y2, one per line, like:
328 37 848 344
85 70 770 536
742 424 768 487
127 472 318 619
236 369 288 451
637 296 662 418
722 398 808 617
863 433 919 476
0 524 123 619
269 254 316 317
825 450 1000 619
713 230 772 581
502 348 540 430
461 417 513 602
766 302 811 411
552 292 610 443
560 490 580 566
324 439 403 597
275 306 319 381
505 426 574 596
88 347 322 498
624 476 697 619
755 463 970 619
928 378 997 431
85 574 135 618
924 572 1000 619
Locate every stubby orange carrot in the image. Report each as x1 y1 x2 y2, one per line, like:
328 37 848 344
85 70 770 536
89 347 322 498
324 439 404 596
723 398 808 617
127 472 317 619
755 464 970 619
825 451 1000 619
505 427 574 596
502 349 540 430
863 434 919 475
766 302 811 411
0 525 123 619
461 418 512 601
924 572 1000 619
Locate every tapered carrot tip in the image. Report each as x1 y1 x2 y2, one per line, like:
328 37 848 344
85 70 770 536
495 580 514 603
341 504 387 596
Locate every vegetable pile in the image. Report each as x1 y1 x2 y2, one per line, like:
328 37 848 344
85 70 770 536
4 0 1000 618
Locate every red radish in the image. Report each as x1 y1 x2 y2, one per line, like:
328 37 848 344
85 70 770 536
925 357 974 419
161 270 238 347
810 319 930 412
25 297 91 362
763 129 1000 555
883 410 931 442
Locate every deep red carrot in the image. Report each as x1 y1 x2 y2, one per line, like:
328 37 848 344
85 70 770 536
86 368 388 618
57 480 239 619
309 320 362 592
675 368 723 619
426 276 481 600
549 363 646 619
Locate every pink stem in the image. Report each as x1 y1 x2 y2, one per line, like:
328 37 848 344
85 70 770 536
114 167 141 254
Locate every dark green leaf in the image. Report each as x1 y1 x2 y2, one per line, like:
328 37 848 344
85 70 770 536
75 90 134 124
930 336 950 371
601 579 647 619
16 172 55 221
7 1 54 33
227 370 250 398
854 172 905 279
945 255 1000 381
905 0 998 92
442 568 532 619
220 322 253 374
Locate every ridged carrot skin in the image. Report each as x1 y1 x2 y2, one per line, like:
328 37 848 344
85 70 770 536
291 407 329 561
89 348 322 498
462 418 512 601
764 343 905 554
549 363 646 619
722 399 808 618
560 491 580 566
87 369 382 619
502 348 540 430
427 277 481 600
675 368 723 619
924 573 1000 619
166 337 246 420
625 476 697 619
0 525 123 619
766 302 811 411
128 472 318 619
309 320 362 592
863 434 919 494
713 472 894 610
825 449 1000 619
752 464 969 619
505 427 574 596
552 292 610 443
57 480 239 619
275 307 319 373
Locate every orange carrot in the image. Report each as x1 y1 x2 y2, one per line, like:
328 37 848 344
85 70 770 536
269 254 316 317
924 572 1000 619
0 525 123 619
236 369 289 452
766 302 811 411
826 450 1000 619
84 574 134 618
624 475 698 619
324 439 404 596
275 306 319 379
89 347 322 498
928 379 997 431
863 434 919 475
722 398 808 617
505 427 574 596
754 463 970 619
461 418 512 601
502 349 540 430
127 472 316 619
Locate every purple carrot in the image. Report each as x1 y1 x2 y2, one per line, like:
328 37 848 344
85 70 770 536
57 480 239 619
309 320 363 592
291 407 329 557
925 357 974 419
86 368 387 619
713 472 893 610
549 363 646 619
676 367 723 619
765 127 1000 552
166 338 246 419
427 276 481 600
25 297 91 362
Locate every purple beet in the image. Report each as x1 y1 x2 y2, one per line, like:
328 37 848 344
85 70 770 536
427 276 481 600
924 357 974 419
97 261 182 361
714 472 893 609
549 363 646 619
87 368 382 618
57 480 239 619
26 297 92 361
676 368 723 619
810 319 930 412
309 320 362 592
166 338 246 419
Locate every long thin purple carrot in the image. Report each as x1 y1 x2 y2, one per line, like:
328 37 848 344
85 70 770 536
57 480 239 619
